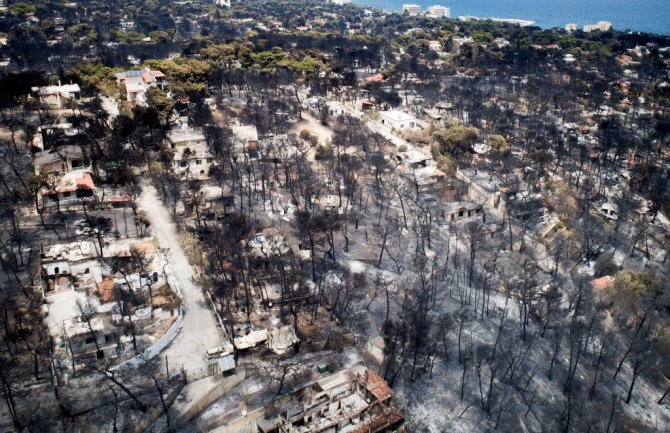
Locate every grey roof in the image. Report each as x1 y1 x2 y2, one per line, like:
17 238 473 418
34 145 84 167
125 70 144 77
218 354 235 372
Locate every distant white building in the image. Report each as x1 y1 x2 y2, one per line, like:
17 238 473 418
428 40 442 51
115 68 167 105
379 110 418 130
584 21 612 32
426 5 450 18
494 37 510 47
565 23 578 33
402 4 421 16
331 0 351 5
452 36 474 45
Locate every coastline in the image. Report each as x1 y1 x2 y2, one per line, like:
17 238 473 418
350 0 670 35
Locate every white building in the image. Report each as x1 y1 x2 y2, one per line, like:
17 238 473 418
172 140 213 180
331 0 351 5
565 23 578 33
168 121 213 180
584 21 612 32
379 110 418 130
402 4 421 16
426 5 450 18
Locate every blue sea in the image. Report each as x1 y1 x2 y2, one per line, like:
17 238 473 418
351 0 670 35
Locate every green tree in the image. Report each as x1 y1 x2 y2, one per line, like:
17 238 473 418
146 87 174 125
433 126 479 159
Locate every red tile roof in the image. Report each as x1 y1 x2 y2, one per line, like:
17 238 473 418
109 195 134 203
97 279 115 303
366 73 387 83
143 71 156 84
357 370 393 401
75 172 95 191
44 172 95 195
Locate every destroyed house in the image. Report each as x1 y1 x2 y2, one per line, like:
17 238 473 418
442 201 484 222
508 197 545 221
33 123 82 151
396 149 432 170
32 83 80 109
443 180 468 202
34 145 90 175
40 241 101 296
62 316 118 361
168 125 213 179
172 141 213 180
232 124 260 159
201 186 235 220
412 167 447 195
395 150 447 194
255 368 404 433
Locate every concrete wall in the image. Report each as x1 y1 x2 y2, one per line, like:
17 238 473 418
455 170 503 213
112 265 185 370
180 370 246 423
142 308 184 360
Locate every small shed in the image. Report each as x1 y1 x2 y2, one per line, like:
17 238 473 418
379 110 418 130
218 354 236 373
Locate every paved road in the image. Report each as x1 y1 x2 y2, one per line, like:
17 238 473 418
138 181 224 372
